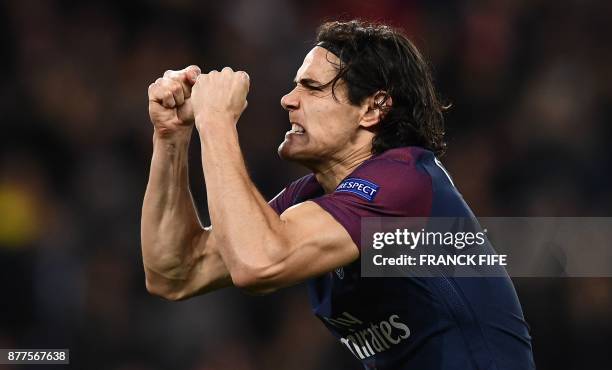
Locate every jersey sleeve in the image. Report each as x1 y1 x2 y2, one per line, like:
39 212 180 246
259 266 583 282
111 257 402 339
268 174 320 215
311 159 433 251
269 187 290 215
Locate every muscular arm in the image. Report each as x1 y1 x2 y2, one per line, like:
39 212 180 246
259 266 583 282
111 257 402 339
143 67 358 299
141 131 232 300
141 66 233 301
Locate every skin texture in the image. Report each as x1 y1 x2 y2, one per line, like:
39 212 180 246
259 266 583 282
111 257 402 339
141 47 385 299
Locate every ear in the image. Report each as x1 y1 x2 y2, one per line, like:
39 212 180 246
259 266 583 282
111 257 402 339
358 91 392 129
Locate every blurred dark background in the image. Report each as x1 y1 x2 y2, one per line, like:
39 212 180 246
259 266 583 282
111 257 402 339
1 0 611 369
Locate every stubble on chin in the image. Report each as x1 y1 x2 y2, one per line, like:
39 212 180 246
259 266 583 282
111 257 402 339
277 140 307 163
277 140 292 160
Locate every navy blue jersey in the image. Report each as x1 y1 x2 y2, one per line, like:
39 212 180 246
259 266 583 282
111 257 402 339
270 147 535 370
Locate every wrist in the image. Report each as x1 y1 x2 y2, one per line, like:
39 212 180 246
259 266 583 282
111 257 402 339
153 127 192 145
194 113 237 133
152 130 192 154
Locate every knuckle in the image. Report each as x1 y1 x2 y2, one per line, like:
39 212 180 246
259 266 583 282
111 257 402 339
188 64 201 74
163 69 173 77
170 80 182 93
169 71 185 82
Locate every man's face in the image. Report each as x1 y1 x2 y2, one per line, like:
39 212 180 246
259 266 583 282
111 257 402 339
278 46 364 165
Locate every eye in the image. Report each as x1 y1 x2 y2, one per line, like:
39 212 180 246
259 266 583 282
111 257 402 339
295 82 316 91
305 84 324 92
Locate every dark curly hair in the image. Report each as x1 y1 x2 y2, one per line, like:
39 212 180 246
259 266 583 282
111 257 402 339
315 20 448 156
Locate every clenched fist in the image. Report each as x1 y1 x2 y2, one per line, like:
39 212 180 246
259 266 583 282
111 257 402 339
148 65 201 139
191 67 250 128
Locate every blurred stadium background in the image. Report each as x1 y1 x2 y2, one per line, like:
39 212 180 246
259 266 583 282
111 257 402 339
1 0 611 369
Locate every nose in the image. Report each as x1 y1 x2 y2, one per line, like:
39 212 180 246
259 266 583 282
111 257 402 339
280 87 299 111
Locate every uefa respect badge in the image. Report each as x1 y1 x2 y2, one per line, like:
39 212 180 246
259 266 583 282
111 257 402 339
336 177 380 202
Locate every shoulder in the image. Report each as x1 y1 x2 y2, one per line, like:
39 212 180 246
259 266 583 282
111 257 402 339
340 147 433 209
314 147 434 218
308 147 435 249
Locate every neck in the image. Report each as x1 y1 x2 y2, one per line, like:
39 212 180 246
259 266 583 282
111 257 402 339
312 145 373 193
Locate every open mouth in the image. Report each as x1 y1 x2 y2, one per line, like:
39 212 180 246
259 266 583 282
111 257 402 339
288 122 306 135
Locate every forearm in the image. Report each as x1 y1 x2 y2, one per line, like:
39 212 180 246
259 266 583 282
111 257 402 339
197 122 286 281
141 130 204 279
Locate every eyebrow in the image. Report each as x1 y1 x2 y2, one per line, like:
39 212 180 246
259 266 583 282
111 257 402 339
294 77 323 86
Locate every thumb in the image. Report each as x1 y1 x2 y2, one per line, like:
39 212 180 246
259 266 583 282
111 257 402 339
177 98 194 122
185 65 201 85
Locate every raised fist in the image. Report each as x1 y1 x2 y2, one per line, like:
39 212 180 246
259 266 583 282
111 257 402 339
147 65 201 138
191 67 250 128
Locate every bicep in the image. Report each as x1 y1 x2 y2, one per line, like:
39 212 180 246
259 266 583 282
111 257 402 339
256 201 359 289
176 201 359 296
